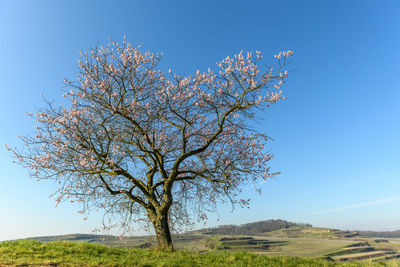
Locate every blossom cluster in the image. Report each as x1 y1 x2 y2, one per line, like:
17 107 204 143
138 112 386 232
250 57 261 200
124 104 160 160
9 39 292 232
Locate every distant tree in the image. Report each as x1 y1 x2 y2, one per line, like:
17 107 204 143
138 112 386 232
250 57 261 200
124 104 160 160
200 219 305 235
7 39 292 250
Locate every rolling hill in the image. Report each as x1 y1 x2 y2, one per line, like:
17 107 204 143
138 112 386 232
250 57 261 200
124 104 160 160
14 219 400 263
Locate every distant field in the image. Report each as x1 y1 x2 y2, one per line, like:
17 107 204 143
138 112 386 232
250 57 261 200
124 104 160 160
1 240 399 267
12 225 400 264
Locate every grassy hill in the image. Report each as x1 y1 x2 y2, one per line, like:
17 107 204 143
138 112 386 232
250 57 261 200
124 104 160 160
194 219 400 239
261 226 357 239
27 233 117 242
0 239 398 266
194 219 311 235
14 220 400 263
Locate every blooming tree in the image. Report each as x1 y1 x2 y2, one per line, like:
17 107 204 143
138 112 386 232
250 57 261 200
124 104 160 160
8 39 292 250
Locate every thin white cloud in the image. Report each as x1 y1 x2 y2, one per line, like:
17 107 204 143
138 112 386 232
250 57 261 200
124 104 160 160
309 195 400 215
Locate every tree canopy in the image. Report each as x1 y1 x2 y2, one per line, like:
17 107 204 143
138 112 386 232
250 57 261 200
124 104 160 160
8 39 292 249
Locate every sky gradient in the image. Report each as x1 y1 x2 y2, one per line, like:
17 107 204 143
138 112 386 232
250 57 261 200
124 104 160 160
1 0 399 241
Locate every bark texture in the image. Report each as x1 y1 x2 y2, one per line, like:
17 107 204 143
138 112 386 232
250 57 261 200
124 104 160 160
149 210 173 250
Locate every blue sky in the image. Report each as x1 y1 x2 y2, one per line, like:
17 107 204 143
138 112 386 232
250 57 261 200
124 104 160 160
1 0 399 241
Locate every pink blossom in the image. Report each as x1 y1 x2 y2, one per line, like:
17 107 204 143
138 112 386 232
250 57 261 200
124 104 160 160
11 39 291 248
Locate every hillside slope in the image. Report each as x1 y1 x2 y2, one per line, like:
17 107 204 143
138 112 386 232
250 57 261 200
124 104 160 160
194 219 312 235
0 240 395 266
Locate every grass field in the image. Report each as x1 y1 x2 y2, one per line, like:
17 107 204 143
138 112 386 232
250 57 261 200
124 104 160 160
7 226 400 265
1 240 400 267
191 227 400 261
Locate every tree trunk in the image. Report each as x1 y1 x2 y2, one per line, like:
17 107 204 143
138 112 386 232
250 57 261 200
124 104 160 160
150 213 173 251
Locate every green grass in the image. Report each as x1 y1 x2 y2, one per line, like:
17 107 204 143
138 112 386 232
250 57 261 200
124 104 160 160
0 240 399 266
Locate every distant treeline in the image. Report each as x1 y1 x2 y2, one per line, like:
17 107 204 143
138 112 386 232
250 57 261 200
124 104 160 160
197 219 312 235
28 234 116 242
356 230 400 238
